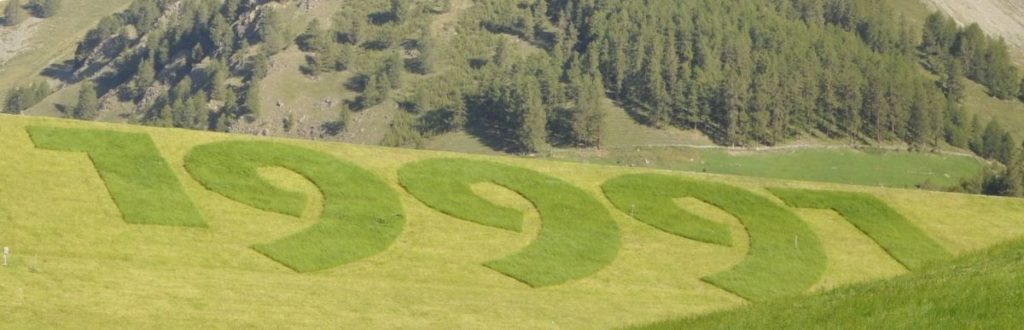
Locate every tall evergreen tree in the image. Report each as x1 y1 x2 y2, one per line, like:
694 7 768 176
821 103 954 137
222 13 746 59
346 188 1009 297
940 58 966 102
73 81 99 120
132 58 156 99
207 60 229 101
416 28 436 74
243 81 261 118
258 8 287 54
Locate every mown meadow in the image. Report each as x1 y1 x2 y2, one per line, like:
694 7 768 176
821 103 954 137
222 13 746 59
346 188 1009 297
0 114 1022 328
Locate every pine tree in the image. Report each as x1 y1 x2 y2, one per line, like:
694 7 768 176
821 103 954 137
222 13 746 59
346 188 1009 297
571 73 605 147
258 8 287 54
921 12 956 56
209 13 234 52
516 75 547 153
4 0 25 26
941 58 966 101
189 95 210 129
416 28 436 74
3 87 24 114
382 112 423 148
133 58 156 99
384 51 403 89
493 68 547 153
297 19 327 53
332 10 363 44
170 76 193 104
243 82 261 118
361 73 388 108
207 60 228 101
641 39 671 127
907 82 937 149
73 81 99 120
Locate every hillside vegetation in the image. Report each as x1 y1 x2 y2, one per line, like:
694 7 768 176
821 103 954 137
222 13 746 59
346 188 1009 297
5 0 1024 195
1 114 1023 327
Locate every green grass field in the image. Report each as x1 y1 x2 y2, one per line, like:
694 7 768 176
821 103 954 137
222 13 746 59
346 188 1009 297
185 140 406 273
1 114 1023 327
603 174 826 301
552 147 984 189
400 158 619 287
639 237 1024 329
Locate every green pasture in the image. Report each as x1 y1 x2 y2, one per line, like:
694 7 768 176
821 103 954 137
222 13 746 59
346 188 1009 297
400 158 619 287
553 147 984 189
26 126 205 227
770 188 952 271
639 236 1024 329
185 141 405 273
0 114 1023 328
603 174 826 301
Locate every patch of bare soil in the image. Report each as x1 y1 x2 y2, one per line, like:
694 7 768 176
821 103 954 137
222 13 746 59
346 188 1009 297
0 17 40 69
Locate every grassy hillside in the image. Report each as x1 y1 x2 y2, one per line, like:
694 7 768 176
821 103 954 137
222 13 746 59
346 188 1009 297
1 114 1022 327
2 0 1006 192
639 237 1024 329
0 0 133 93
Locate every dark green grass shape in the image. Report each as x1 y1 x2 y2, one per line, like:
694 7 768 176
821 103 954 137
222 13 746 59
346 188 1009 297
185 141 404 273
602 174 826 301
601 176 732 246
769 188 952 271
26 126 205 227
398 158 620 287
636 238 1024 329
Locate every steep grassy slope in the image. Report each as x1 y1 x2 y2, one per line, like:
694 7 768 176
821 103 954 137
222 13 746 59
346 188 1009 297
0 114 1022 327
0 0 133 93
638 237 1024 329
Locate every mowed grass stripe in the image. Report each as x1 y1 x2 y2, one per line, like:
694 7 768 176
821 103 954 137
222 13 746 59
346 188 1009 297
637 237 1024 329
399 158 620 287
770 188 953 271
26 126 206 227
602 175 733 246
185 141 405 273
602 174 826 301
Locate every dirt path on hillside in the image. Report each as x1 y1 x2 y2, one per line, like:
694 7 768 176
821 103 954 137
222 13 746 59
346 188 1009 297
0 18 39 70
922 0 1024 63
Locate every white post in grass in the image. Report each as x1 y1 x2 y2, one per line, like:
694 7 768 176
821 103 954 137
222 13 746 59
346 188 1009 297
2 246 8 266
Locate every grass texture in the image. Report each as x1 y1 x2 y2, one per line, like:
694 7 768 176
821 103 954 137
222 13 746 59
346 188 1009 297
551 147 983 189
4 115 1024 328
638 238 1024 329
399 158 620 287
602 174 827 301
770 188 953 271
602 175 733 246
184 140 404 273
26 126 205 227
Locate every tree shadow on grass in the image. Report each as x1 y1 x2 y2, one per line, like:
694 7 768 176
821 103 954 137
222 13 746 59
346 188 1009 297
463 95 521 153
40 60 79 83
